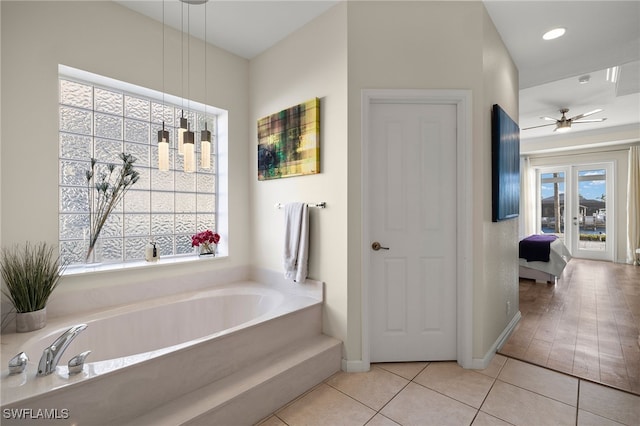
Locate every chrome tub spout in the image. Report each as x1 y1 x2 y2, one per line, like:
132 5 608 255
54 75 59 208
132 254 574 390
37 324 87 376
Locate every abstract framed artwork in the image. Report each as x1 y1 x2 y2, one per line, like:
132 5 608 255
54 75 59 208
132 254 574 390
491 104 520 222
257 98 320 180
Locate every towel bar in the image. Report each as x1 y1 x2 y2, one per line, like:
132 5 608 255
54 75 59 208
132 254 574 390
275 202 326 209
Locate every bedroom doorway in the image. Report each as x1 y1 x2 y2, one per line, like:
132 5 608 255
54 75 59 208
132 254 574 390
537 163 614 261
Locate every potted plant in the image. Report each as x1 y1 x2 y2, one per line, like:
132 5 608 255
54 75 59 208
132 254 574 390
0 242 67 332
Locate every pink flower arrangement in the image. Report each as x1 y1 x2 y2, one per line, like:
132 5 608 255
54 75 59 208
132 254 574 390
191 230 220 254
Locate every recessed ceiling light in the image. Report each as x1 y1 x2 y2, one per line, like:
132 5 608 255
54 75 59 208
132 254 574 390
542 28 566 41
578 75 590 84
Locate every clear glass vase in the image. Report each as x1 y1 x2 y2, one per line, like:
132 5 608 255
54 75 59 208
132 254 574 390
199 243 215 256
85 238 102 265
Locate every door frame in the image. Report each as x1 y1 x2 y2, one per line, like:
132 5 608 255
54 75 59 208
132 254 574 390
361 89 473 371
534 162 616 262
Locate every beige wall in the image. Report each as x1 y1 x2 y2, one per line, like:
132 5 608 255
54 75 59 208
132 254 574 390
249 3 349 348
2 0 521 366
345 1 519 363
1 1 250 297
478 5 521 359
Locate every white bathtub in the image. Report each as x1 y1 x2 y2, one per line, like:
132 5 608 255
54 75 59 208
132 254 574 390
0 280 336 425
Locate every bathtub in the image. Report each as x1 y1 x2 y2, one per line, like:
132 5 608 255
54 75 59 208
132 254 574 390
1 280 340 425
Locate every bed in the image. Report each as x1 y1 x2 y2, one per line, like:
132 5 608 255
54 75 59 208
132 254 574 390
519 235 572 283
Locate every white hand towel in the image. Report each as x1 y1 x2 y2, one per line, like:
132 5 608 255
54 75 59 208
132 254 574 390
283 202 309 283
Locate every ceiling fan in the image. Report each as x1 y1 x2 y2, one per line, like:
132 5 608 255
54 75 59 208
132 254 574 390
523 108 607 132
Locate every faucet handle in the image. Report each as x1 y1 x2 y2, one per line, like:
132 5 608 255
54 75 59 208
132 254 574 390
8 352 29 375
68 350 91 375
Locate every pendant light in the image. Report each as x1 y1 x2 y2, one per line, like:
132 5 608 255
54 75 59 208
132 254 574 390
201 124 211 169
157 0 170 171
158 123 170 171
200 0 211 169
179 0 208 171
182 1 196 173
178 111 187 156
177 1 189 157
184 124 196 173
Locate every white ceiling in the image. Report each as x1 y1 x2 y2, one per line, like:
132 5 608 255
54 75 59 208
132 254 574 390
483 0 640 145
115 1 339 59
117 0 640 146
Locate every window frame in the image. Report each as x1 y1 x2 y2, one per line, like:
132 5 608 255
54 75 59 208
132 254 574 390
58 65 228 274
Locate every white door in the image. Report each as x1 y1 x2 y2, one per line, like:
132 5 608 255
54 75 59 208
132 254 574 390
571 163 614 261
368 101 457 362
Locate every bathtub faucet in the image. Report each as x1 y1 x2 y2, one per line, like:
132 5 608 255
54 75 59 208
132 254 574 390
37 324 88 376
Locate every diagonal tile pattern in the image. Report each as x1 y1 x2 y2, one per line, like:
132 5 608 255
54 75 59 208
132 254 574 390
258 357 640 426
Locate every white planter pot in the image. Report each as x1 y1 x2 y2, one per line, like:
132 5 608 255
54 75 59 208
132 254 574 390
16 307 47 333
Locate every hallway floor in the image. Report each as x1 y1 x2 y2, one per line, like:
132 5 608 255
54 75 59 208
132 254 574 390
499 259 640 394
257 358 640 425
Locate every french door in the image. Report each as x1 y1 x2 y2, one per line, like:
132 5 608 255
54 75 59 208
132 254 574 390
537 163 614 261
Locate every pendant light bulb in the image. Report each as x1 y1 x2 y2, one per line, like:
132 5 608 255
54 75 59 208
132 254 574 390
183 126 196 173
201 123 211 169
178 111 188 156
158 122 170 171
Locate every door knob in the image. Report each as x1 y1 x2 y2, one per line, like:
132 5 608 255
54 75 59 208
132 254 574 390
371 242 389 251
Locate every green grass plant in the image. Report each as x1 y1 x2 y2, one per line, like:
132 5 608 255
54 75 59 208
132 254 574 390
0 242 67 313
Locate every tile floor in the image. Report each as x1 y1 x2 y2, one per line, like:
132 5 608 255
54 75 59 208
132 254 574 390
257 258 640 425
499 259 640 394
257 357 640 425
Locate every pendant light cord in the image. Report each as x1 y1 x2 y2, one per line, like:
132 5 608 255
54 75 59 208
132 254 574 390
162 0 165 109
204 1 207 117
187 3 191 130
181 1 185 117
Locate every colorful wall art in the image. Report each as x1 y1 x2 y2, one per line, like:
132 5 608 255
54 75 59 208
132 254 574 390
257 98 320 180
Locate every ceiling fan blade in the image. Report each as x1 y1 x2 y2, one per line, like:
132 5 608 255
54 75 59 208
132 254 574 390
522 123 557 130
568 108 603 121
540 116 558 121
572 118 607 123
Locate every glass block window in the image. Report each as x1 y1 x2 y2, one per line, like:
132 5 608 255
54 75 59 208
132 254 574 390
59 74 217 266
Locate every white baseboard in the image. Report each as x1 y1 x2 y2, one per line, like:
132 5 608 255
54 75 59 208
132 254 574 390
470 311 521 370
341 359 370 373
343 311 522 372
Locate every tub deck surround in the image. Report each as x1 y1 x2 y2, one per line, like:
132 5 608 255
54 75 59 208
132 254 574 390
0 279 339 425
34 265 323 323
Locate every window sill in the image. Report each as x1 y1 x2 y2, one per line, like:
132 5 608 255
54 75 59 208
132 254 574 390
63 254 226 276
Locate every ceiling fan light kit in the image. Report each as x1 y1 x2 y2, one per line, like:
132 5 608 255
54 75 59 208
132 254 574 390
555 121 572 132
524 107 607 132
